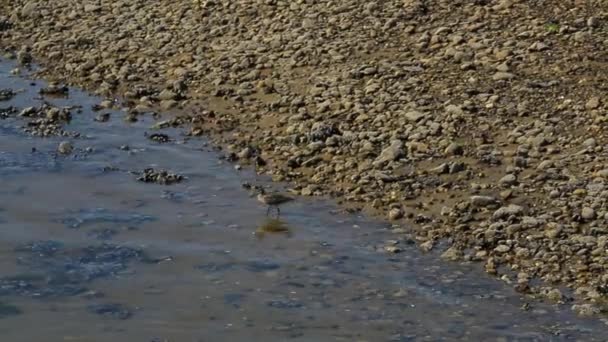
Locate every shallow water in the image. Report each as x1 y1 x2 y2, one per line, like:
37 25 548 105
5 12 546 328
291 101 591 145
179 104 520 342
0 58 606 341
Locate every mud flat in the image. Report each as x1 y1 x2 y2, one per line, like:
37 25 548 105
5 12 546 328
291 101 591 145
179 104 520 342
1 1 608 313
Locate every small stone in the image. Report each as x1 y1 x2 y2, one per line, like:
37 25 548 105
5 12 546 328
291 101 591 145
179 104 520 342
57 141 73 155
583 138 597 148
388 208 404 220
84 4 100 12
237 147 253 159
587 17 599 28
160 100 178 110
500 190 513 199
585 97 600 110
499 174 517 186
494 244 510 253
572 304 600 317
449 162 465 174
21 2 38 17
545 288 563 302
404 110 426 122
537 160 554 170
94 113 110 122
301 186 314 196
384 245 402 254
493 204 524 219
595 169 608 178
17 48 32 66
430 163 449 174
470 195 498 208
485 257 497 274
441 246 462 261
39 83 68 95
374 140 405 166
492 72 515 81
419 240 434 252
158 89 178 101
444 142 464 156
581 207 596 221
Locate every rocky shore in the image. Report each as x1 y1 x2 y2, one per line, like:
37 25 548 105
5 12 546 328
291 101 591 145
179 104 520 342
1 0 608 313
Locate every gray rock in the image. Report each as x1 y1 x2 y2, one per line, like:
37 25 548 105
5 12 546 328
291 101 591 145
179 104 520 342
159 100 177 110
20 2 38 17
493 204 524 219
581 207 596 221
441 247 462 261
537 160 554 170
595 169 608 178
388 208 404 220
494 244 510 253
373 140 404 166
492 72 515 81
470 195 499 208
404 110 426 122
57 141 73 155
237 147 253 159
585 97 600 110
572 304 600 317
444 142 463 156
158 89 178 101
499 174 517 186
583 138 597 148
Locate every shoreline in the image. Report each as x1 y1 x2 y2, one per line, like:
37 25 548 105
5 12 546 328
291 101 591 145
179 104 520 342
2 1 608 313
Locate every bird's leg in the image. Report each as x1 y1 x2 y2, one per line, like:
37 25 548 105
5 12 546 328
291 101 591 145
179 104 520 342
266 206 271 216
276 206 281 217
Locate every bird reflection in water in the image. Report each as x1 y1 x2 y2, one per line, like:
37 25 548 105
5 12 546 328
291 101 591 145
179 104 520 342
255 218 292 238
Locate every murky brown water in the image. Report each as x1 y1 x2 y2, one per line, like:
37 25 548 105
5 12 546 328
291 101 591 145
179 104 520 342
1 58 607 341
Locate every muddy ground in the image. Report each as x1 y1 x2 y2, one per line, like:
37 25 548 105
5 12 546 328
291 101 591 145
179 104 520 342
1 0 608 313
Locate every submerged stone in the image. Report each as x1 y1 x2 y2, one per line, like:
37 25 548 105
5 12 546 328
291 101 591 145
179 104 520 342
245 260 281 272
0 301 21 318
88 303 133 320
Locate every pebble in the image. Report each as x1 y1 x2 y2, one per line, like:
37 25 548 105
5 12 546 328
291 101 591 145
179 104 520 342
441 247 462 261
470 196 499 208
57 141 73 155
444 143 464 156
388 208 404 221
499 174 517 186
374 140 405 166
94 113 110 122
405 110 426 122
492 72 515 81
585 97 600 110
493 205 524 220
572 304 600 317
581 207 596 221
237 147 253 159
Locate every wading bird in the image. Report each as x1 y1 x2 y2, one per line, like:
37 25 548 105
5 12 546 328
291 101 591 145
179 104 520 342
257 189 294 217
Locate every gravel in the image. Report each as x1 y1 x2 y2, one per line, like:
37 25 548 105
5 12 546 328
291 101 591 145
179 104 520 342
1 0 607 312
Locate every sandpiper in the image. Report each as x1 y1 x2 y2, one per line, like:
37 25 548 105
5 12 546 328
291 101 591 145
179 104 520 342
257 189 294 217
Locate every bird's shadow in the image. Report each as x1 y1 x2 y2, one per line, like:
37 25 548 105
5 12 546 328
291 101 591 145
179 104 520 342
255 218 293 238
